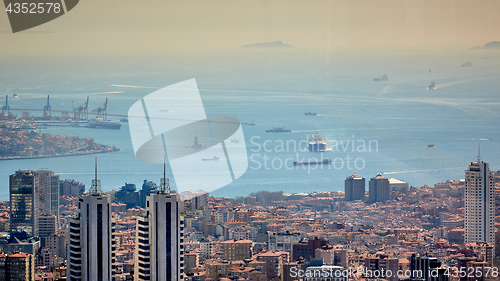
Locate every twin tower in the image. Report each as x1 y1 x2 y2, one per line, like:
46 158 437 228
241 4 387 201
67 161 184 281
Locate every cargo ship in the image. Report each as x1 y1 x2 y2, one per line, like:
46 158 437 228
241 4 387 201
373 74 388 81
427 82 436 90
461 61 472 67
293 158 332 166
202 156 220 161
87 118 121 129
308 132 328 152
266 126 291 132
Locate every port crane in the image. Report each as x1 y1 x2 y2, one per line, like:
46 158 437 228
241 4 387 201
93 97 108 121
1 95 9 115
73 96 89 120
43 95 51 118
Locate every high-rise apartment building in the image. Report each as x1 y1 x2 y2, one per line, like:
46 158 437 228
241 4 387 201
345 174 365 201
369 174 390 202
67 162 116 281
134 172 184 281
220 239 253 261
60 179 85 197
10 170 39 238
464 156 495 253
33 170 60 218
0 252 35 281
38 214 56 238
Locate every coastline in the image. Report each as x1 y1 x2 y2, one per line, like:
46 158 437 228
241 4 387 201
0 148 120 161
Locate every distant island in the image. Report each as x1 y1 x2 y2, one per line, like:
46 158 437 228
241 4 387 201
483 41 500 49
240 41 293 49
470 41 500 50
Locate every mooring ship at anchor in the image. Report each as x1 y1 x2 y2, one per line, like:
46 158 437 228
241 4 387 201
308 132 328 152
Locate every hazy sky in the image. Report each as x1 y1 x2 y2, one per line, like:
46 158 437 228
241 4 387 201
0 0 499 56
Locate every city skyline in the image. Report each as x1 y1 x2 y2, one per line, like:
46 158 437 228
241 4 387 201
0 1 500 280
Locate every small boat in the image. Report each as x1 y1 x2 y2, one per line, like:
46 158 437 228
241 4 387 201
428 144 435 148
120 118 128 122
230 138 240 143
248 120 256 125
461 61 472 67
159 109 170 112
374 74 388 81
294 158 332 166
202 156 220 161
13 93 18 97
428 68 432 74
428 82 436 90
266 126 291 133
304 111 317 116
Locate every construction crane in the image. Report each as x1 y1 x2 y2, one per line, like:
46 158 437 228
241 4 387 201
94 97 108 120
43 95 51 118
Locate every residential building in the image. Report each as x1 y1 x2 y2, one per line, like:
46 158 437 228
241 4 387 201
0 252 35 281
345 174 365 201
33 170 60 218
134 176 184 281
220 239 252 261
464 158 495 250
369 173 390 202
67 166 116 281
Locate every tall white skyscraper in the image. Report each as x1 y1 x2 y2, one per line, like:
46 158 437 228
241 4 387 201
135 165 184 281
464 150 495 255
67 160 116 281
33 170 60 218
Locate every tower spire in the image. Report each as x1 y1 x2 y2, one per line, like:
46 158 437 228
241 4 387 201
478 143 481 162
160 156 170 194
90 157 102 195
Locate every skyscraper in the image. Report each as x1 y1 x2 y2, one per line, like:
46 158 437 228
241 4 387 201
10 170 39 238
134 165 184 281
67 160 116 281
464 152 495 254
345 174 365 201
369 174 390 203
410 253 443 281
33 170 60 218
139 179 158 208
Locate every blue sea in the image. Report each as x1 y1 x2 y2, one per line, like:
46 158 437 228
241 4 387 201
1 50 499 200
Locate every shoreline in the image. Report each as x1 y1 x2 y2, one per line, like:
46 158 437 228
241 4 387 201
0 149 120 161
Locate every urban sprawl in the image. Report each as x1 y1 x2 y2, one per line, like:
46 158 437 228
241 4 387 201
0 158 498 281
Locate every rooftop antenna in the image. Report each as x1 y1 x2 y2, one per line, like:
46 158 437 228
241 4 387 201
90 157 102 195
478 143 481 162
160 156 170 194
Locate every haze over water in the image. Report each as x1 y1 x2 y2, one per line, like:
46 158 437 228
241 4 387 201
0 50 499 200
